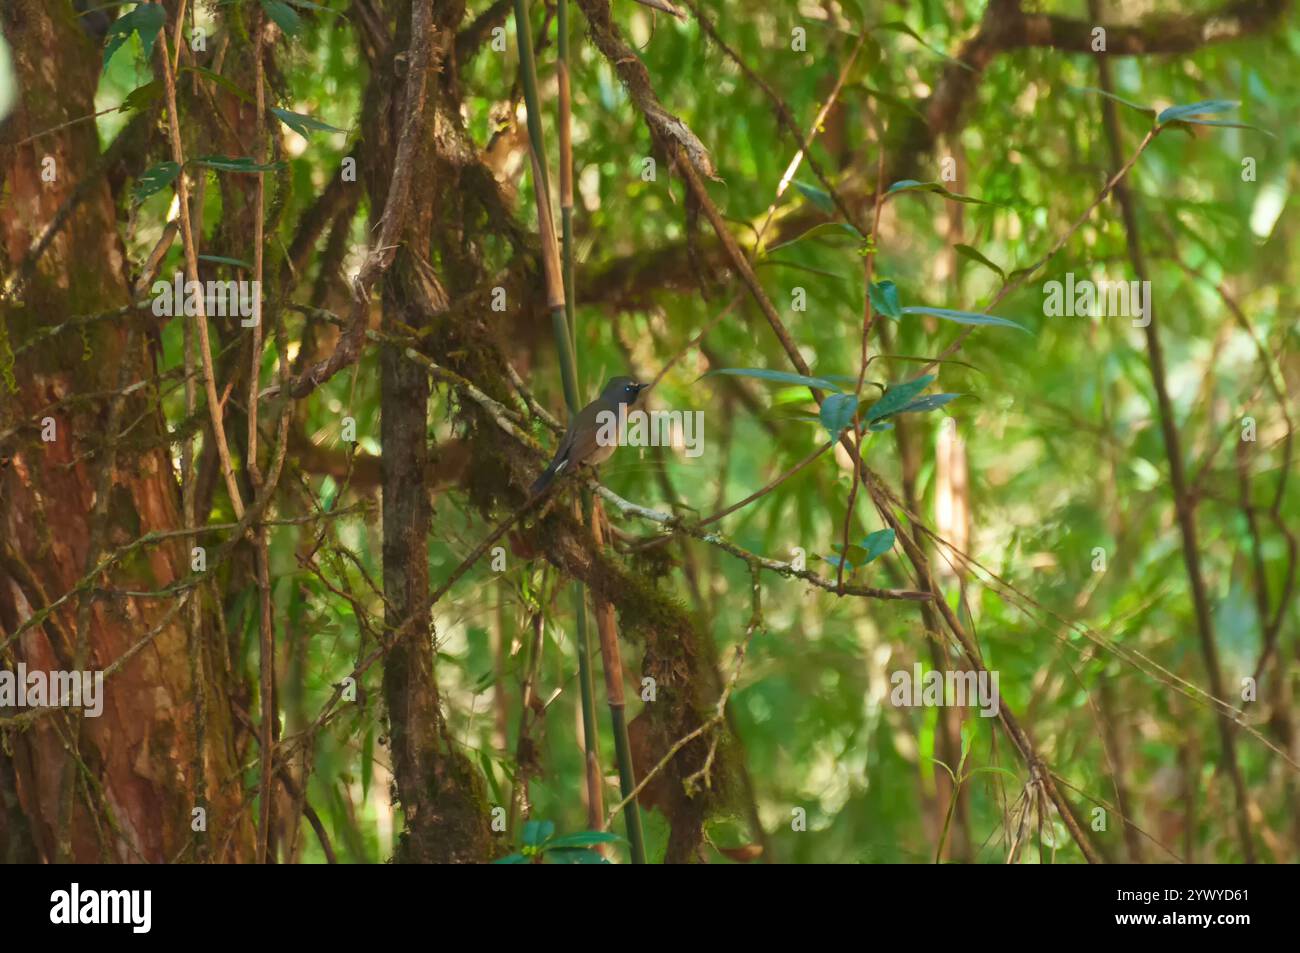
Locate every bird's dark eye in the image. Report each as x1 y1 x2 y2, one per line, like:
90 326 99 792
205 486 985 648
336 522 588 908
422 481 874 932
625 384 635 393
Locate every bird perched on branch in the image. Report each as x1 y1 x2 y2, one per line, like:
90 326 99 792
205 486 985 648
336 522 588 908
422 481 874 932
530 376 648 494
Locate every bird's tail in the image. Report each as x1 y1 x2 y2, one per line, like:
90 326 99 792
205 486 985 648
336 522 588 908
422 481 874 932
529 459 561 495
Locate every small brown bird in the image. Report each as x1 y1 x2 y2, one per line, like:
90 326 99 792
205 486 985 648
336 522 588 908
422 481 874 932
530 376 648 494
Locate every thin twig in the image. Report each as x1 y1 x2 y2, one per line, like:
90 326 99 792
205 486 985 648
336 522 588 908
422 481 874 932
158 23 246 520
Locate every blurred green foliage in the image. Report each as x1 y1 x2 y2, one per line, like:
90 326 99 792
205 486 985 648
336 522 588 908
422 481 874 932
95 0 1299 863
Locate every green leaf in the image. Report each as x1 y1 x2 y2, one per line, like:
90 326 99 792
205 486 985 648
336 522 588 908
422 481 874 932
704 815 755 851
923 755 957 784
832 542 868 564
1070 86 1156 118
820 554 854 572
758 259 851 282
952 244 1005 281
182 66 254 104
794 180 835 215
876 21 975 71
198 254 253 269
765 221 862 254
1166 117 1274 137
818 374 868 389
195 155 283 173
894 392 963 414
103 3 166 73
131 160 180 204
270 106 347 138
120 80 161 112
885 179 991 205
477 749 504 806
260 0 303 36
819 392 858 439
547 848 609 864
703 368 844 393
143 5 173 50
900 306 1029 333
1156 99 1237 125
361 725 373 797
859 528 895 564
869 279 901 319
886 178 926 193
864 374 934 423
491 853 530 864
521 819 555 847
838 0 866 26
546 830 625 849
860 85 926 120
770 386 824 408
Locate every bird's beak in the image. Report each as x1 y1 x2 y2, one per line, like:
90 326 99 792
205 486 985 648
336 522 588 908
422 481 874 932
634 383 650 397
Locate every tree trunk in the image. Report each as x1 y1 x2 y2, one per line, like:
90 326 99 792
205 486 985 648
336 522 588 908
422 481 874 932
371 0 493 863
0 0 252 862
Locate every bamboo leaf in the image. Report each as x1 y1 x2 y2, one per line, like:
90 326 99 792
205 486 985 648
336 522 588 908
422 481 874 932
195 155 284 173
547 847 610 864
131 161 180 204
859 528 895 564
1070 86 1156 118
260 0 303 36
895 392 963 414
703 368 845 393
270 105 347 138
758 259 851 282
819 392 858 439
182 66 254 104
103 2 166 73
900 306 1029 333
765 221 863 254
869 279 901 319
361 725 374 797
198 254 253 269
876 21 975 71
886 179 993 205
1156 99 1237 125
547 831 625 849
1167 117 1274 137
121 80 161 112
953 244 1005 281
521 819 555 847
864 374 935 423
794 180 835 215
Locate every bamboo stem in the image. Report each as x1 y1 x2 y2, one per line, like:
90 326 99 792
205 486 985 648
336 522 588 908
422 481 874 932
572 574 604 832
557 0 602 840
513 0 644 862
591 499 647 863
558 0 578 358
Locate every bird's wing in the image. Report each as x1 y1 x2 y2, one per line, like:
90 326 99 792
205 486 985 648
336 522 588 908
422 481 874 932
566 400 609 468
550 419 578 474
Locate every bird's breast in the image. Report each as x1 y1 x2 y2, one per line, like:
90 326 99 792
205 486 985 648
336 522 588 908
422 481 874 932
585 442 617 466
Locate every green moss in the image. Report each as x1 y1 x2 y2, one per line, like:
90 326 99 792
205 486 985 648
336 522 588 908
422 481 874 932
0 313 16 395
631 542 678 582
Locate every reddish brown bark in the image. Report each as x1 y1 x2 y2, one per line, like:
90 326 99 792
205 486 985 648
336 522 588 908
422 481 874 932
0 0 252 862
